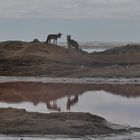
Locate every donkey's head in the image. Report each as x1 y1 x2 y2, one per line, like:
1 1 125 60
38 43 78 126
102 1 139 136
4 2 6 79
67 35 71 41
58 33 62 38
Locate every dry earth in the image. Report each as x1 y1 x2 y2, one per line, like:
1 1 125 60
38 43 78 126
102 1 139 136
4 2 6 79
0 108 129 135
0 41 139 77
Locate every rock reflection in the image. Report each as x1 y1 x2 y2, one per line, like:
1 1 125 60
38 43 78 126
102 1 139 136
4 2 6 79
0 82 140 111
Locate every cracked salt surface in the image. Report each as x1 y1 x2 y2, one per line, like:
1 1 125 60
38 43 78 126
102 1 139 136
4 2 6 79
0 76 140 84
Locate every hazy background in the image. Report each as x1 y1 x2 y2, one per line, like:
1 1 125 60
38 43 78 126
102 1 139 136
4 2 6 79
0 0 140 43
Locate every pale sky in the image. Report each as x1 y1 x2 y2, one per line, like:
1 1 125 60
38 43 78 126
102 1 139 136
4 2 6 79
0 0 140 19
0 0 140 42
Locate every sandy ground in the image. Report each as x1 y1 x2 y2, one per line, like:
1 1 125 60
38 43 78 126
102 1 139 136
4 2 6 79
0 41 139 77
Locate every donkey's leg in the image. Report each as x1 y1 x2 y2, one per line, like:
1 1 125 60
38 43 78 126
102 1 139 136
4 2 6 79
48 39 50 44
53 39 55 44
54 39 57 45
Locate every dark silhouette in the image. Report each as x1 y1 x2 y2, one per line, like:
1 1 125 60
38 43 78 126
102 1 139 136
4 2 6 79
46 33 62 44
67 95 79 110
67 35 79 50
46 100 61 111
32 38 40 43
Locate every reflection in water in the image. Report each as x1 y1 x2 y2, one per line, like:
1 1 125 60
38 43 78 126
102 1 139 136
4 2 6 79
47 100 61 111
82 48 106 53
0 82 140 126
45 95 78 111
67 95 78 110
0 82 139 111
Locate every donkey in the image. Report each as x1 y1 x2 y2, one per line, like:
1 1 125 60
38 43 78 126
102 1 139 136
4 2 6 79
67 35 79 50
46 33 62 45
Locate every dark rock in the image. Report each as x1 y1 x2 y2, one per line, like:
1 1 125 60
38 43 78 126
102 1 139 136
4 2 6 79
32 39 40 43
0 108 129 136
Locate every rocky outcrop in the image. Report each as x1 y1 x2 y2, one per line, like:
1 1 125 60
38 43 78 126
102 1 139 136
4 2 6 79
0 108 128 135
32 39 40 43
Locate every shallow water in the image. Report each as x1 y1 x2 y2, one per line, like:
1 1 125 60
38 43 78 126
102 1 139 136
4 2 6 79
1 90 140 127
0 81 140 127
82 48 106 53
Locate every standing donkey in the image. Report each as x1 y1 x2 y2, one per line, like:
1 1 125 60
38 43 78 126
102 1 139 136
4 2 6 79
67 35 79 50
46 33 62 45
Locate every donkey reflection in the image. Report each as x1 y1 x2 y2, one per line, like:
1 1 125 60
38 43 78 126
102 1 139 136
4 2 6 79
67 95 79 110
46 95 79 111
46 100 61 111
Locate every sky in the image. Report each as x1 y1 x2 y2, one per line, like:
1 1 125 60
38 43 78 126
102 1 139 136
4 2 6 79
0 0 140 42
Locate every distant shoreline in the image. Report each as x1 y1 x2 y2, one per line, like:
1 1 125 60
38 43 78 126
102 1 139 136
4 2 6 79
59 41 140 47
